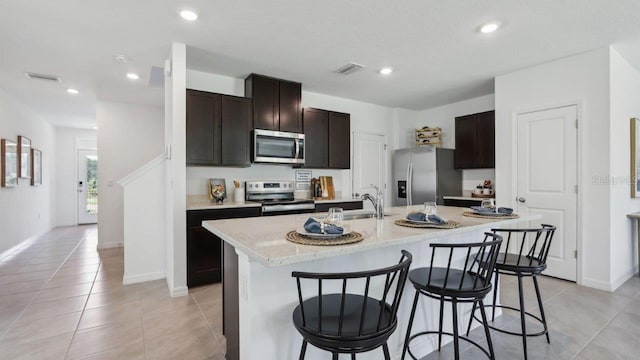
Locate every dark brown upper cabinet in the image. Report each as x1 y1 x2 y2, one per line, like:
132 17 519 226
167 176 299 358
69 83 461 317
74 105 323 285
186 89 251 167
454 110 495 169
328 111 351 169
245 74 302 132
302 108 350 169
303 108 329 168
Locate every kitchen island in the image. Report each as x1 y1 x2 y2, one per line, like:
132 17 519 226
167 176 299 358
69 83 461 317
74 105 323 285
203 205 539 360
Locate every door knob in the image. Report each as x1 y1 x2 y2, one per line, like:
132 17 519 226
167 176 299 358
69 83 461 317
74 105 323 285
517 197 526 203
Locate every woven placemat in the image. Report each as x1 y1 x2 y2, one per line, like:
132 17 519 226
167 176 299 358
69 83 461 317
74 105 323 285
394 219 462 229
286 231 364 246
462 211 519 220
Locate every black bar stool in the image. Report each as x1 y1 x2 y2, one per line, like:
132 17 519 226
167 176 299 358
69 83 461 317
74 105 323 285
402 233 503 360
292 250 412 360
466 224 556 360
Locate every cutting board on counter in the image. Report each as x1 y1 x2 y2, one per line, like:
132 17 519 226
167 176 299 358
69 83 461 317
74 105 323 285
318 176 335 200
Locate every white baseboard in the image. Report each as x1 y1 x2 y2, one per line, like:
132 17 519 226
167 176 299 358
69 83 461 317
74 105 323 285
581 277 614 291
122 271 165 285
610 266 639 291
169 285 189 298
0 227 53 260
97 242 123 249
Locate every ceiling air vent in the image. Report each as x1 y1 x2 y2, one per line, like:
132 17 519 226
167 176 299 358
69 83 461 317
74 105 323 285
335 63 365 75
24 72 61 82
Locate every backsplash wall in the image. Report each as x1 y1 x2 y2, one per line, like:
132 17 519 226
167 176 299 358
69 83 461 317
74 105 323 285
462 168 496 191
186 164 349 198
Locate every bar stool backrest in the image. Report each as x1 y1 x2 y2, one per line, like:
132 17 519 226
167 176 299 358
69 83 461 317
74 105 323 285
426 233 503 292
292 250 412 340
491 224 556 272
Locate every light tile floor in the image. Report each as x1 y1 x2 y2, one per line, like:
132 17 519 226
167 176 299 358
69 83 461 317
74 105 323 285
1 225 639 359
0 225 225 360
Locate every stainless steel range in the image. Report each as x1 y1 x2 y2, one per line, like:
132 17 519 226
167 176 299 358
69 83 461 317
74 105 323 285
245 180 315 216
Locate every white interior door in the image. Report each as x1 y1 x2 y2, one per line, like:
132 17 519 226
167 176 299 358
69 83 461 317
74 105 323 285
78 149 98 224
517 105 578 281
352 132 386 210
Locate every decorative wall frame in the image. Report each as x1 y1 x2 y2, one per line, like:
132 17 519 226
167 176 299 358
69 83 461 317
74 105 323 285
17 135 32 179
1 139 18 188
631 118 640 198
31 148 42 186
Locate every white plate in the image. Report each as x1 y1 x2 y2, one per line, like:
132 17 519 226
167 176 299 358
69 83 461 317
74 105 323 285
470 210 509 217
296 230 346 239
405 219 436 225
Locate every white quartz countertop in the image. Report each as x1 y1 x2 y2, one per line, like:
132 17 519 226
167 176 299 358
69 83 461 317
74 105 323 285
187 195 362 210
186 195 261 210
442 196 489 201
202 205 540 267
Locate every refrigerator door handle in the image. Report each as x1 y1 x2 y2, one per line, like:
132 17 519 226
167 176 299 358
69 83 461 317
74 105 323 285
407 163 413 206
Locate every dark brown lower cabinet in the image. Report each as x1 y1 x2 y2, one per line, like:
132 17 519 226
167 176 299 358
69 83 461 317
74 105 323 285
315 201 363 213
442 198 485 207
186 207 261 288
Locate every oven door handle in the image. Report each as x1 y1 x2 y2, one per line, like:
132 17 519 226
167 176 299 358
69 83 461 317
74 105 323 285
294 139 300 159
262 203 316 213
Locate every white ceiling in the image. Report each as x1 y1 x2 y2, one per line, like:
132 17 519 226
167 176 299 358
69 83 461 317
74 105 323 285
2 1 640 128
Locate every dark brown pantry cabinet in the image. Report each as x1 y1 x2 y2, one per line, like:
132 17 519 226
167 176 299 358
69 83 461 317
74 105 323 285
245 74 302 132
302 108 350 169
454 110 495 169
186 89 251 167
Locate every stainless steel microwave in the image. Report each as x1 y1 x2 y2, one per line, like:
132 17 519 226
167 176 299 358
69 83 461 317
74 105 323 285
253 129 305 165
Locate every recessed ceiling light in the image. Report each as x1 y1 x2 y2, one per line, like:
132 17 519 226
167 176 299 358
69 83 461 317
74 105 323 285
379 67 393 75
126 72 140 80
180 10 198 21
480 22 500 34
67 88 79 94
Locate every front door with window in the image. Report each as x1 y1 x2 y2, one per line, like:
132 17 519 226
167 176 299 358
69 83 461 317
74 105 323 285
78 149 98 224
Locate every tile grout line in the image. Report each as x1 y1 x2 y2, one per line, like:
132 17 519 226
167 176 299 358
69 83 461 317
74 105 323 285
191 292 227 356
62 240 101 360
0 234 88 342
569 296 636 360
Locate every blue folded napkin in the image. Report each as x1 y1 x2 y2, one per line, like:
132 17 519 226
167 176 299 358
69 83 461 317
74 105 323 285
406 212 446 225
471 206 496 213
303 218 343 235
407 212 427 222
427 214 446 225
497 207 513 215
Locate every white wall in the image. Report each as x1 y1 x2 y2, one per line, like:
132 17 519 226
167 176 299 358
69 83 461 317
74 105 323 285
55 128 97 226
121 157 166 284
417 95 496 192
495 48 612 289
609 48 640 287
185 69 398 202
96 101 164 249
0 89 56 254
166 43 189 297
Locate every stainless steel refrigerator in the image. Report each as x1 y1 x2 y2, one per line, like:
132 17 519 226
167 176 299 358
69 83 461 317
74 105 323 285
393 147 462 206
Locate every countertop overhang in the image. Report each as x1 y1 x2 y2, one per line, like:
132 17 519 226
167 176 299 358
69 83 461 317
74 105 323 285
203 206 540 267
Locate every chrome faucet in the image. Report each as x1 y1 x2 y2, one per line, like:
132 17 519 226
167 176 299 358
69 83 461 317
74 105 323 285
361 185 384 219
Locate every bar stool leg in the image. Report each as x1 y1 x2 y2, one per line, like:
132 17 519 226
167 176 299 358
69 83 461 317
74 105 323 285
517 275 528 360
532 275 551 344
465 300 477 336
451 298 460 360
299 340 307 360
438 296 445 350
332 353 338 360
491 271 499 322
382 343 391 360
401 290 420 360
478 300 495 360
351 353 356 360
